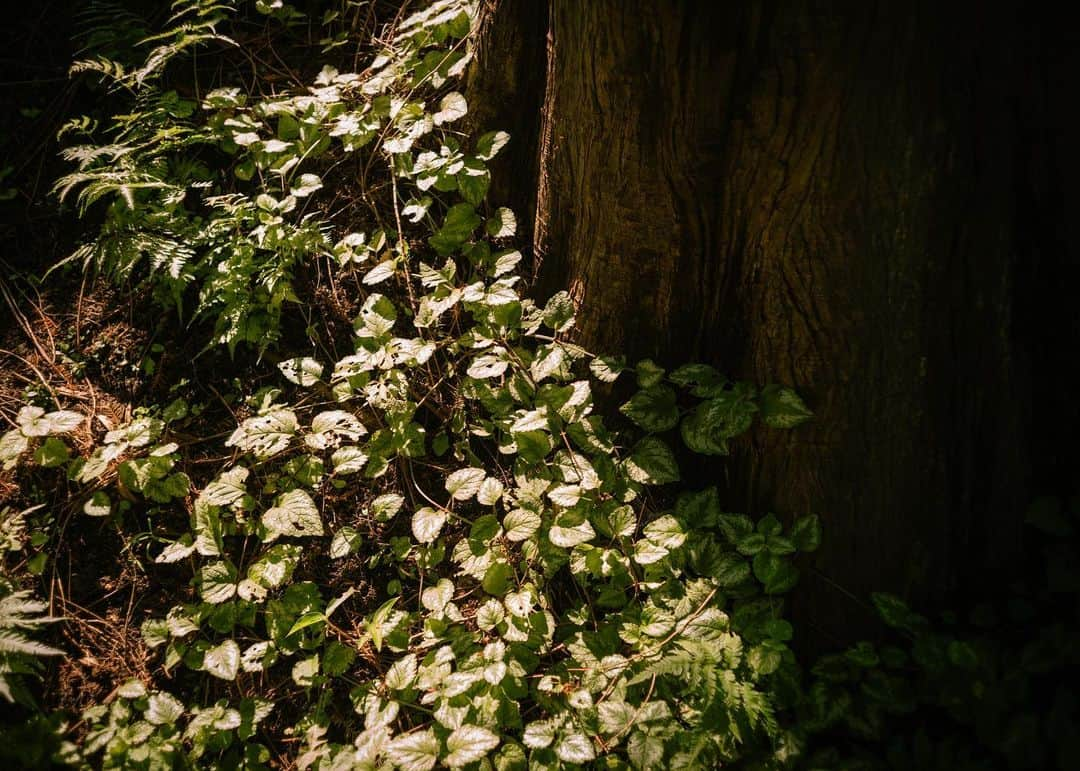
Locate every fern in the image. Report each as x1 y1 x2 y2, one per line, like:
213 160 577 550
0 589 63 705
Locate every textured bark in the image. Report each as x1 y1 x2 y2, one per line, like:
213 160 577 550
463 0 548 263
471 0 1068 649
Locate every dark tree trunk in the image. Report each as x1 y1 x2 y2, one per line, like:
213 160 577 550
466 0 1076 650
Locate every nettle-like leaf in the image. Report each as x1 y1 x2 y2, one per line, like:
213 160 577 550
624 437 681 485
202 465 250 508
146 692 185 725
278 357 324 386
387 729 440 771
621 385 679 433
445 467 486 501
47 3 822 765
226 408 298 458
758 384 813 428
262 489 323 540
433 92 468 125
203 639 240 680
503 508 541 541
0 430 29 469
412 506 448 543
16 405 83 437
306 410 366 450
444 725 500 767
198 560 238 604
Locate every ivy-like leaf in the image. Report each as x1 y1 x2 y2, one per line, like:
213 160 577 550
758 384 813 428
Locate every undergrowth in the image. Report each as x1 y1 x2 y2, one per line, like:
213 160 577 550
0 1 1075 770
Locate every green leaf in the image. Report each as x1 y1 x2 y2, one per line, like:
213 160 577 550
791 514 822 551
871 593 926 633
372 493 405 521
429 203 480 255
278 357 323 386
331 445 368 475
748 640 785 676
17 406 83 436
292 654 319 686
433 92 468 125
202 465 250 507
589 355 624 383
483 561 512 595
198 561 238 604
680 395 755 456
477 477 504 506
503 509 541 541
117 679 146 699
530 345 565 382
287 611 326 637
244 547 299 592
643 514 686 549
34 437 70 467
471 514 501 543
330 526 362 559
513 430 552 463
385 653 418 690
555 733 595 765
476 130 510 161
457 160 490 205
227 409 298 459
542 291 575 333
322 641 356 676
261 489 324 540
1024 496 1072 536
290 173 323 198
368 597 398 651
549 519 595 548
669 363 727 396
387 729 439 771
676 487 721 528
83 490 112 517
635 359 665 388
758 384 813 428
0 429 28 469
412 506 447 543
624 437 680 485
468 353 509 379
146 692 185 725
620 385 679 432
627 730 665 769
204 640 241 680
445 724 500 767
486 207 517 238
307 410 366 450
446 467 486 500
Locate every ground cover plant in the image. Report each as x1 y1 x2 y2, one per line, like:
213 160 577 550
0 2 1076 769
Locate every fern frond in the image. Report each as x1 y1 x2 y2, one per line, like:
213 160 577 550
0 589 63 704
69 56 130 87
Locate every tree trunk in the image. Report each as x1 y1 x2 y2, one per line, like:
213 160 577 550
468 0 1070 649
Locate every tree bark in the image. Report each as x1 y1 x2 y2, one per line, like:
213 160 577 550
468 0 1070 649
